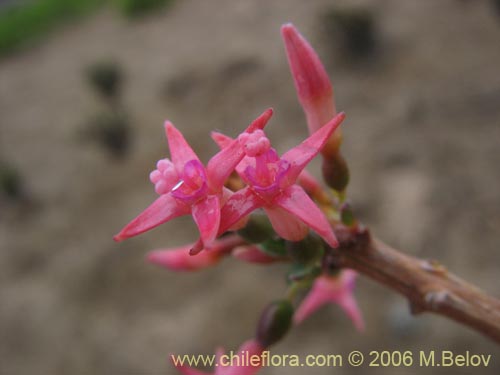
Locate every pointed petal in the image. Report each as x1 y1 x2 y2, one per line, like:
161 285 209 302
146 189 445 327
264 206 308 242
212 130 254 180
218 187 262 235
337 293 365 332
165 121 201 175
293 283 331 324
114 194 190 241
281 23 336 134
189 238 204 256
192 195 221 247
280 112 345 187
211 131 232 148
275 185 338 248
206 139 244 192
147 244 221 272
245 108 273 133
209 108 273 184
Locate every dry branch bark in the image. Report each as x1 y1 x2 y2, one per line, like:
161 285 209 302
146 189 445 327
328 226 500 343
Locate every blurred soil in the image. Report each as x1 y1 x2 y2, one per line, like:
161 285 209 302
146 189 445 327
0 0 499 374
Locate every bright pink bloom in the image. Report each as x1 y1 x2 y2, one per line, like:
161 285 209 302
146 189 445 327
173 339 264 375
212 112 346 248
147 235 244 271
294 270 364 331
281 23 342 152
114 110 273 247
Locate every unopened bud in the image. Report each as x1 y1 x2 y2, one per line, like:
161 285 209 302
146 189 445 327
340 201 357 227
256 300 294 347
322 152 349 192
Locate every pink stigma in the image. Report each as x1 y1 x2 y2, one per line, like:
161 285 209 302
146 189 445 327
149 158 179 195
238 130 271 157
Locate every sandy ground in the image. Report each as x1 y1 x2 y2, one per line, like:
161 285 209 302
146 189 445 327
1 0 500 374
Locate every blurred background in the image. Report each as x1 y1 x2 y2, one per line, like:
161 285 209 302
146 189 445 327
1 0 499 374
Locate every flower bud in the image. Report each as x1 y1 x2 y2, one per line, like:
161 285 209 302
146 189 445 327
322 152 349 192
340 201 357 227
256 300 294 348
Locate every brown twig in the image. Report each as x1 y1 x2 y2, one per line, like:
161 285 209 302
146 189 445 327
328 225 500 344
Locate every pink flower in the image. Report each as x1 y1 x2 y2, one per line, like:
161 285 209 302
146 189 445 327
147 235 245 272
281 23 342 153
212 112 346 248
113 110 273 247
294 270 364 331
173 339 264 375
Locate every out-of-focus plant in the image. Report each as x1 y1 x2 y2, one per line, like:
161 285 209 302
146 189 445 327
113 23 500 374
83 112 130 158
114 0 174 18
83 60 130 158
323 7 377 59
0 0 103 55
86 61 123 101
0 161 22 200
0 0 175 56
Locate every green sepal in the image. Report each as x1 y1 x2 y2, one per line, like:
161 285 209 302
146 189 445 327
258 237 288 258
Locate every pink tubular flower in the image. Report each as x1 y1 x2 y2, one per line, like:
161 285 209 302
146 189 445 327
113 110 273 247
173 339 264 375
294 270 364 331
147 235 245 272
212 112 346 248
281 23 342 153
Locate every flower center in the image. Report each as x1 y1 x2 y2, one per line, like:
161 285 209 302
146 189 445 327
244 149 290 202
170 159 208 204
238 130 271 157
150 158 179 195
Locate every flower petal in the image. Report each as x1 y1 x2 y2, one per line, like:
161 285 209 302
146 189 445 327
246 108 274 132
293 282 331 324
280 112 345 187
147 244 221 272
224 340 264 375
209 109 273 186
165 121 201 175
206 138 244 192
337 292 365 332
275 185 338 248
263 206 308 242
212 131 255 180
114 194 190 241
192 195 221 247
218 187 262 235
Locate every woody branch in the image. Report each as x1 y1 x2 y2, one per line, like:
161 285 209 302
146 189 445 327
330 225 500 343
